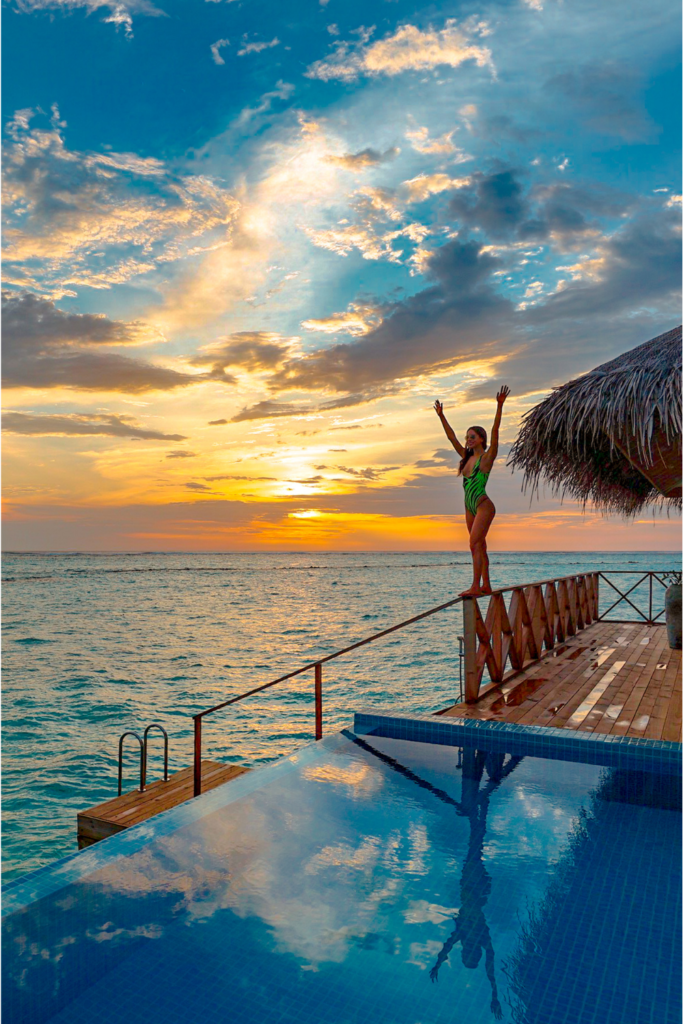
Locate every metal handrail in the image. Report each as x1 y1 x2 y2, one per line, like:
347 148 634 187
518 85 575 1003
191 568 676 796
192 592 467 795
142 723 169 790
118 731 144 796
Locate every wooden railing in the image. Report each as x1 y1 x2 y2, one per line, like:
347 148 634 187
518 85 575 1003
462 573 600 701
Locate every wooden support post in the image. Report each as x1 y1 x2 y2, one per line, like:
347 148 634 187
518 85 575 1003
463 598 479 702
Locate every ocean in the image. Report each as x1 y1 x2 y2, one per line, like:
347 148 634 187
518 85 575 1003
2 550 678 884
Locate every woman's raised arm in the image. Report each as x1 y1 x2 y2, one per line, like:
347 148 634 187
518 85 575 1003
434 400 466 457
481 386 510 472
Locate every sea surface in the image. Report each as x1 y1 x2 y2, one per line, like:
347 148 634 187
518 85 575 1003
2 550 678 884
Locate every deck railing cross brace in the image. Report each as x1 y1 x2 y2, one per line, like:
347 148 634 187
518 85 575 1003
598 572 655 622
463 573 600 701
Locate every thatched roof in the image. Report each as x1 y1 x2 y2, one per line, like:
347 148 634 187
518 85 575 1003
508 325 682 515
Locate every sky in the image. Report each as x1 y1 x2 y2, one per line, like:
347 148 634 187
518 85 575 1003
2 0 681 551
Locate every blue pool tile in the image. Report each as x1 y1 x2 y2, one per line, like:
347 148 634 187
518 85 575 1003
353 708 682 774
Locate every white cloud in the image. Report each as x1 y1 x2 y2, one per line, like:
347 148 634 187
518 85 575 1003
210 38 230 65
555 252 608 284
327 147 399 170
301 303 383 336
238 37 280 56
401 173 471 203
458 104 478 131
353 187 403 221
304 223 405 262
234 80 295 127
13 0 165 36
405 126 469 158
2 112 239 296
306 19 494 82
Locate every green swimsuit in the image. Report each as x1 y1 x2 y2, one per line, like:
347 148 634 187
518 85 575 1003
463 457 490 516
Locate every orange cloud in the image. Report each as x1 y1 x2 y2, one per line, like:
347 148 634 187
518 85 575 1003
4 500 679 553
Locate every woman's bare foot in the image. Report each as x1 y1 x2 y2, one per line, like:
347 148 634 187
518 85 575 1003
460 585 484 597
481 584 493 595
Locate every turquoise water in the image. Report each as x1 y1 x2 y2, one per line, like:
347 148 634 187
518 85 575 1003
2 551 678 883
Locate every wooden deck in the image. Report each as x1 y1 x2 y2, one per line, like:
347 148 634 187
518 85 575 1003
442 621 681 743
77 760 250 848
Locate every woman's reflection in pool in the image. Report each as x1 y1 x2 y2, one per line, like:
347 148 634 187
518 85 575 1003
430 750 522 1021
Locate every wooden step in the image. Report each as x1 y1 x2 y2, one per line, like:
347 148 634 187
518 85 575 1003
77 761 250 849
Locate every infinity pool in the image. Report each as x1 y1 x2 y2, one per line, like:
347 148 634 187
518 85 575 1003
3 714 681 1024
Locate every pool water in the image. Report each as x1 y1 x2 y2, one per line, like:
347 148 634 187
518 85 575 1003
3 718 680 1024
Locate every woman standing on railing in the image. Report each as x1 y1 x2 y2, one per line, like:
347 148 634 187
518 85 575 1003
434 386 510 596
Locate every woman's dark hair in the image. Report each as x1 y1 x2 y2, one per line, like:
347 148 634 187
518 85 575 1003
458 426 487 475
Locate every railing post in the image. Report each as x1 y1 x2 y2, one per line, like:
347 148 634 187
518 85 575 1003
649 572 653 623
462 598 479 703
458 635 465 702
315 663 323 740
193 716 202 797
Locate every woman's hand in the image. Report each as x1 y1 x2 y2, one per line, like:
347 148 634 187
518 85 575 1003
434 400 444 417
496 385 510 405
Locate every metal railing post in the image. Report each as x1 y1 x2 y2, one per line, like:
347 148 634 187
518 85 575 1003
458 635 465 702
462 599 478 703
193 716 202 797
315 663 323 740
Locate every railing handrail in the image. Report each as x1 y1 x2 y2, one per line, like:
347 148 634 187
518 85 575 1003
194 593 466 721
191 568 675 796
191 588 470 796
194 570 617 722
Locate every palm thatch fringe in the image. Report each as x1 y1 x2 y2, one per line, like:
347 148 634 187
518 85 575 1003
508 326 682 515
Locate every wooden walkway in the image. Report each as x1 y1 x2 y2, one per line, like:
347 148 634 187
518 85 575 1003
442 621 681 743
77 761 249 848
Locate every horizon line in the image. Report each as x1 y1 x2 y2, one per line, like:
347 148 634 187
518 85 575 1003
3 549 680 556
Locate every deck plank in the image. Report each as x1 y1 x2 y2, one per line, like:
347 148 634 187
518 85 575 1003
442 622 681 743
573 624 655 734
504 624 625 728
448 627 617 724
608 628 669 737
77 760 249 848
590 625 655 735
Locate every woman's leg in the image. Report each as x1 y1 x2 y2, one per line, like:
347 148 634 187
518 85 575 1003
461 499 496 596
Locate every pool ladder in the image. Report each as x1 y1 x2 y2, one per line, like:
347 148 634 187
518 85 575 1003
117 724 169 796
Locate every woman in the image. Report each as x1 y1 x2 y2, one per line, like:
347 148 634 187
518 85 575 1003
434 386 510 596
